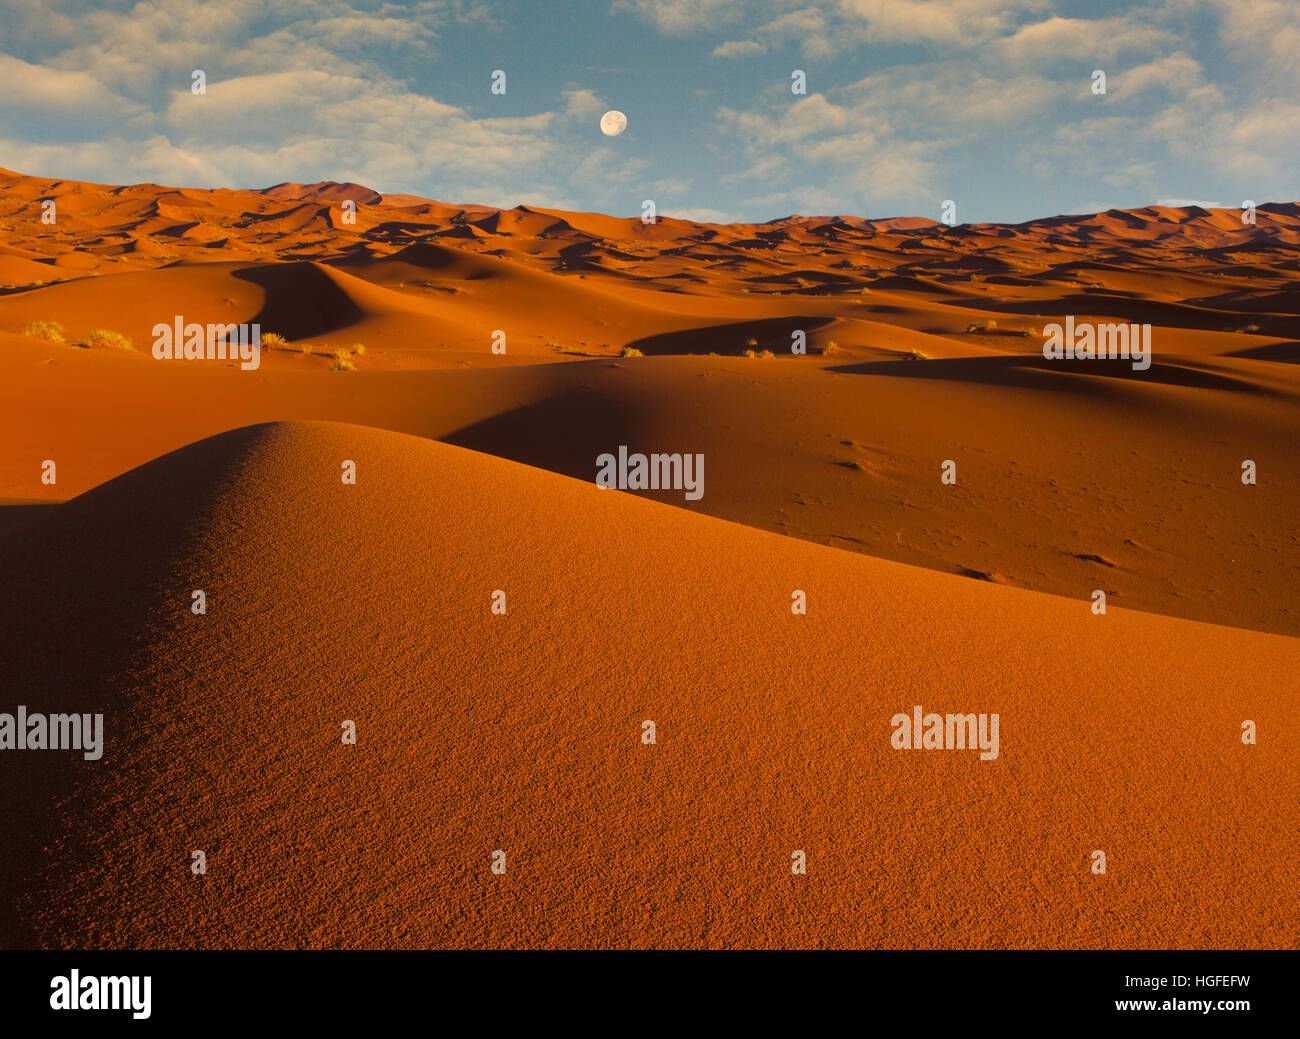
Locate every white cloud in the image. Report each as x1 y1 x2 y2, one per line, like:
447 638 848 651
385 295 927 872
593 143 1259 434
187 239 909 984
568 146 652 205
1111 54 1207 101
836 0 1049 46
716 90 939 210
1155 198 1225 208
754 8 835 58
659 206 736 222
837 62 1066 132
611 0 742 33
622 0 1056 53
712 40 765 58
562 88 608 122
1211 0 1300 91
0 134 235 188
0 53 150 131
993 15 1176 65
720 153 790 187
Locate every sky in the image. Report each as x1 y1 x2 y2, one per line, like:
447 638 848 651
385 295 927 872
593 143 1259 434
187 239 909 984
0 0 1297 223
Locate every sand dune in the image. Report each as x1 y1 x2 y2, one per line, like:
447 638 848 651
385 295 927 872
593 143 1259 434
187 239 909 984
0 421 1294 949
2 318 1296 636
4 162 1295 382
0 255 62 286
1 168 1296 948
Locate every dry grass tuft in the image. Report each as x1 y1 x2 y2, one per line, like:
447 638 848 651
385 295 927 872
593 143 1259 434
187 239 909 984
23 320 65 344
76 329 134 351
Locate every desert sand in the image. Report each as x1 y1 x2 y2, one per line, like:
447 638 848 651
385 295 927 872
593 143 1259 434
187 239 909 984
0 168 1296 947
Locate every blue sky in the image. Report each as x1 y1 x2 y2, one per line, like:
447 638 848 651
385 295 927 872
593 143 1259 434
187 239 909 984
1 0 1296 222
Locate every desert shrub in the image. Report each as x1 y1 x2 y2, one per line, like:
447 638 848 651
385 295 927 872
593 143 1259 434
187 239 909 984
77 329 134 351
904 348 930 360
743 348 757 358
351 343 367 356
966 319 1022 335
23 320 65 344
621 346 644 357
260 332 287 349
299 343 315 356
758 349 775 358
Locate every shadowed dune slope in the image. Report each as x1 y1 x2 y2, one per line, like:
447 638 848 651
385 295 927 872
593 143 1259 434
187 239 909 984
0 421 1295 949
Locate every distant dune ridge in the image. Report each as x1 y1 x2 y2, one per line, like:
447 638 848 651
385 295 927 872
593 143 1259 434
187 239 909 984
1 165 1297 369
0 169 1297 948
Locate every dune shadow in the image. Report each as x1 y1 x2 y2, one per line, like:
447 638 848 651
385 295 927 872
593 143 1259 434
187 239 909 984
0 502 57 537
443 390 641 481
0 425 277 946
0 281 59 297
940 293 1233 333
624 315 835 356
232 263 364 339
1187 286 1300 317
377 243 468 272
1226 341 1300 364
829 354 1271 395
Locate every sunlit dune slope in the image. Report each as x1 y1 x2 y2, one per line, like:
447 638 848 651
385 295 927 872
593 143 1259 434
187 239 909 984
0 422 1295 949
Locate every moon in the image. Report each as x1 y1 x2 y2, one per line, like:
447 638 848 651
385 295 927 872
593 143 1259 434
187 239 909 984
599 110 628 137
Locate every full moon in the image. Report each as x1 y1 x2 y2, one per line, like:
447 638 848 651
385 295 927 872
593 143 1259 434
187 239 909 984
599 110 628 137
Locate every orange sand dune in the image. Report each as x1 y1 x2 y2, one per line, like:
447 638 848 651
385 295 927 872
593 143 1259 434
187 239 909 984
0 255 61 286
1 163 1297 951
0 421 1294 949
3 314 1296 637
3 164 1296 391
2 167 1297 299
